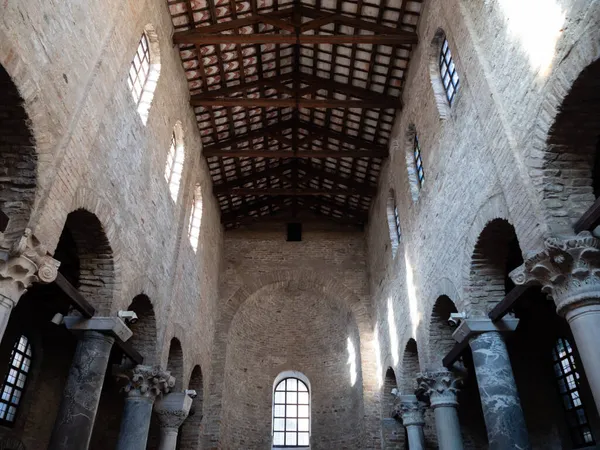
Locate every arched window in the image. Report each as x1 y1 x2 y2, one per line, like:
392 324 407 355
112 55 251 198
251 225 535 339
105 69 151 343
164 125 185 202
552 337 595 447
386 189 401 257
439 37 460 105
0 336 32 425
188 186 203 252
273 377 310 447
127 27 160 124
413 132 424 188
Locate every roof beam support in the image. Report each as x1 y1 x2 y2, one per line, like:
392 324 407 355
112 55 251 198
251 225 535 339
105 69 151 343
204 150 387 158
225 188 354 196
213 165 293 194
191 97 397 108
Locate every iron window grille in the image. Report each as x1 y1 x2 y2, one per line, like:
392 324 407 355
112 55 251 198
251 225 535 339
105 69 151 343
393 202 401 243
439 38 460 105
552 337 595 448
127 33 151 107
413 134 424 187
273 378 310 447
0 336 32 425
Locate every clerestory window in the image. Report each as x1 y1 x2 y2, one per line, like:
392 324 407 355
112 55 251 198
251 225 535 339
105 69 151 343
164 128 185 202
127 28 160 124
0 335 32 425
413 133 424 188
439 38 460 105
273 377 310 447
188 186 203 252
386 189 402 257
552 337 595 448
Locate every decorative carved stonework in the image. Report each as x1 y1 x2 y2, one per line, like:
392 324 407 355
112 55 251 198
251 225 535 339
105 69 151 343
399 399 426 427
416 370 462 408
116 365 175 400
510 231 600 315
154 392 193 430
0 228 60 303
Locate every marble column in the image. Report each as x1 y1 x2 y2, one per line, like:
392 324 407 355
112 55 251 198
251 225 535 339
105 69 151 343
154 392 193 450
452 318 530 450
397 395 426 450
115 365 175 450
510 231 600 414
0 229 59 342
48 317 132 450
417 370 463 450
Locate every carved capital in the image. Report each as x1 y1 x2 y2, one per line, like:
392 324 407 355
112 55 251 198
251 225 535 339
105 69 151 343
154 392 193 429
398 396 426 427
416 370 462 408
510 232 600 315
0 229 60 303
116 365 175 400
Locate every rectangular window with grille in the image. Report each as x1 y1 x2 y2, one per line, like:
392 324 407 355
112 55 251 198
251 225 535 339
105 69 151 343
439 38 460 105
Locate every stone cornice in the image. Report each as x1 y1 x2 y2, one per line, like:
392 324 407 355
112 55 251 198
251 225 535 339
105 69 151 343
510 232 600 315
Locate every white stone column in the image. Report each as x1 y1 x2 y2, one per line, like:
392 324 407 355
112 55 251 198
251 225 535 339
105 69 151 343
417 370 464 450
115 365 175 450
452 318 530 450
396 394 426 450
511 231 600 414
0 229 59 342
154 392 193 450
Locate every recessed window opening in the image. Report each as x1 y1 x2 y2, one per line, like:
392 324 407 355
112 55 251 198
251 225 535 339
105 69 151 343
552 337 595 448
165 129 185 202
386 189 401 257
439 38 460 105
273 377 310 447
413 133 424 187
287 223 302 242
0 335 32 425
127 27 160 124
188 186 203 252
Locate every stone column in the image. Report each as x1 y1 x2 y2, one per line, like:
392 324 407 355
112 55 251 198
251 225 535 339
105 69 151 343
510 231 600 413
0 229 59 342
48 317 132 450
154 392 193 450
396 395 426 450
115 365 175 450
417 370 463 450
451 318 530 450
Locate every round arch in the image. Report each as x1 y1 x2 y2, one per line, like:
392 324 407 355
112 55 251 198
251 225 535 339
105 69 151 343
126 294 158 366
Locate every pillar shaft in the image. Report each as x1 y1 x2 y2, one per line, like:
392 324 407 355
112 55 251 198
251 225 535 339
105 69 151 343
48 331 115 450
158 428 179 450
565 303 600 413
116 396 155 450
469 330 530 449
405 425 425 450
397 395 426 450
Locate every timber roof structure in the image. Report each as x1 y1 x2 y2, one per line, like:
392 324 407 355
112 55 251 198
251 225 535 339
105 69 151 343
168 0 423 228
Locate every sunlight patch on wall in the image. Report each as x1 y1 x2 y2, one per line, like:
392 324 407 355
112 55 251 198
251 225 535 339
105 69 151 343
497 0 565 77
387 296 399 366
347 337 357 386
374 324 383 389
404 253 420 337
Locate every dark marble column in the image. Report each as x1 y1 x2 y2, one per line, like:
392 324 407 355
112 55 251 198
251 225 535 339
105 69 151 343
397 394 426 450
417 370 464 450
48 317 132 450
115 365 175 450
155 392 193 450
452 318 530 450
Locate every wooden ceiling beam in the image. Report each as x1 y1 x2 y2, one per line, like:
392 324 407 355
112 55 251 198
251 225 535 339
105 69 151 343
191 98 396 108
203 120 294 150
220 197 289 223
192 75 295 99
225 188 353 196
174 32 418 46
300 196 368 221
204 150 387 158
298 121 387 152
295 165 377 196
213 165 293 194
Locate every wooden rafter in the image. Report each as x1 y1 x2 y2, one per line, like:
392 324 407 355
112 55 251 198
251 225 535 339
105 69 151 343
213 165 293 194
204 149 387 158
191 98 398 108
226 188 354 196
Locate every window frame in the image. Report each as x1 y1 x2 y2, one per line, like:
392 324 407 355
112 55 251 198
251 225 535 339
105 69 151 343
439 37 460 106
551 337 595 448
188 186 203 252
165 128 185 203
128 33 151 109
272 377 311 448
413 133 424 188
387 189 402 256
0 335 32 426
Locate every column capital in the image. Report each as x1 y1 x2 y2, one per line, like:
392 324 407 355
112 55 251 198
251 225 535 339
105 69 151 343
154 392 193 430
510 231 600 315
452 318 519 344
0 228 60 302
116 365 175 401
416 370 462 408
395 395 426 427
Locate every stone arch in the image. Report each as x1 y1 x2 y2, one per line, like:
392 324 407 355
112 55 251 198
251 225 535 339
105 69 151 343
0 63 37 245
400 338 419 394
180 364 204 450
381 367 404 450
167 337 184 391
383 368 399 415
468 218 523 316
126 294 158 365
527 21 600 234
426 295 458 368
57 209 116 314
